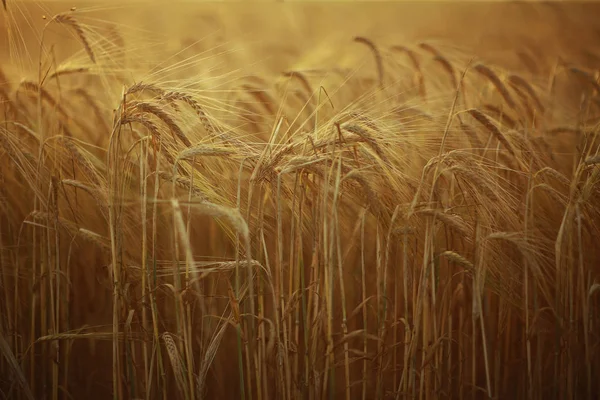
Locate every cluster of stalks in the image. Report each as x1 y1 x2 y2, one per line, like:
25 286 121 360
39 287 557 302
0 2 599 400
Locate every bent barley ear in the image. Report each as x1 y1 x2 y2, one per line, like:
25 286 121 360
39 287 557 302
474 63 517 110
354 36 384 89
51 14 96 64
467 108 517 157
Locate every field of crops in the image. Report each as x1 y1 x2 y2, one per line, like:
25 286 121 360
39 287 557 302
0 1 599 399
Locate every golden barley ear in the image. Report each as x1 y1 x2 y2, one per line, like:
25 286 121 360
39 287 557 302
507 74 545 112
51 13 96 64
162 333 188 397
283 70 313 97
390 45 426 99
441 250 474 270
467 108 516 157
354 36 384 89
48 66 89 81
128 101 192 147
434 55 457 88
474 63 517 110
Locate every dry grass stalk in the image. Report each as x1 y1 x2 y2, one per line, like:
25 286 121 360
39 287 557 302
0 335 35 400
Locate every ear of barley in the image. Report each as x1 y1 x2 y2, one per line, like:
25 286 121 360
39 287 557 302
129 101 192 147
391 45 421 69
18 81 69 118
434 55 457 88
354 36 384 88
343 124 389 164
460 122 485 150
51 14 96 63
390 45 426 98
162 91 217 135
482 104 517 128
419 42 442 57
176 146 234 161
197 320 230 399
60 137 102 185
78 228 111 250
418 209 472 237
162 333 187 397
126 81 166 96
450 165 500 202
157 171 207 200
47 66 90 81
283 70 313 98
343 170 382 214
474 63 517 110
507 74 545 112
468 109 516 157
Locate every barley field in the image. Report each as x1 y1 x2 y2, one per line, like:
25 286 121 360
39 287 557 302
0 1 599 399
